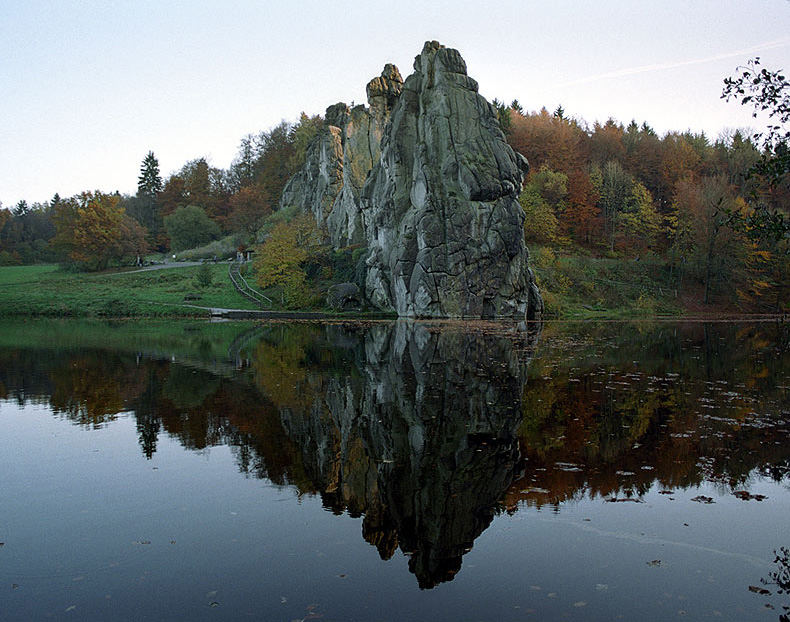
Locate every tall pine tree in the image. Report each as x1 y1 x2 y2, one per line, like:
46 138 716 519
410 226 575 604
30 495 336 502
134 151 165 250
138 151 163 198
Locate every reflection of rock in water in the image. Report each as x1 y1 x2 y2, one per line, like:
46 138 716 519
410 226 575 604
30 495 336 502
277 321 538 588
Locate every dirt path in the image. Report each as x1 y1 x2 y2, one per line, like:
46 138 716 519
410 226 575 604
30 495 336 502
114 261 207 274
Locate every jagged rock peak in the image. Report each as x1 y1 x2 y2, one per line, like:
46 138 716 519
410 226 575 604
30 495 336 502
366 63 404 108
362 41 542 319
414 40 469 79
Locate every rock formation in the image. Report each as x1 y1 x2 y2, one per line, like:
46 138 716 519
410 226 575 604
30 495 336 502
279 41 542 320
279 65 404 247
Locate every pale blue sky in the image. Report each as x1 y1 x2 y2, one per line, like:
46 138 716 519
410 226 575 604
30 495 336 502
2 0 789 207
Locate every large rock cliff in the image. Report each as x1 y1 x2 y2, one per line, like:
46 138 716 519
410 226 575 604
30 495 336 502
279 41 542 320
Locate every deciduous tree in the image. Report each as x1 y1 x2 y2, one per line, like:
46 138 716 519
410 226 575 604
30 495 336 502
52 192 148 271
253 212 321 308
163 205 220 252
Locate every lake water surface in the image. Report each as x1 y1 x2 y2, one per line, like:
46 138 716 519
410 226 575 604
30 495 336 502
1 319 788 621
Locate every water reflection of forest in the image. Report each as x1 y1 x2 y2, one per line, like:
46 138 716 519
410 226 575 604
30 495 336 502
1 320 788 589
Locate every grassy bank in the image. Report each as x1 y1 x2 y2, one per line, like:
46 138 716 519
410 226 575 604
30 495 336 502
529 245 686 319
0 252 759 319
0 263 259 317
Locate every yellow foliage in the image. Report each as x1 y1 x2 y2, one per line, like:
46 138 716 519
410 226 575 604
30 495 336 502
253 212 321 308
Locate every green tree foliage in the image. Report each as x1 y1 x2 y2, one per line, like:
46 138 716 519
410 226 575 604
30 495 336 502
520 184 558 243
254 122 297 201
491 99 511 135
253 212 321 308
163 205 220 252
223 114 323 239
619 182 661 250
519 166 567 243
723 57 789 185
672 177 748 304
194 263 213 288
159 158 232 235
229 134 257 190
128 151 165 250
0 202 57 264
52 192 148 271
593 160 632 251
722 57 789 241
137 151 163 198
287 113 323 173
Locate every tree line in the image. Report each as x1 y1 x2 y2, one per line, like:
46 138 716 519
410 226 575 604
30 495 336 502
0 60 787 310
0 113 323 269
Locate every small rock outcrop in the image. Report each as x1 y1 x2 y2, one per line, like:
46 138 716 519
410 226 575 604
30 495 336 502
279 41 542 320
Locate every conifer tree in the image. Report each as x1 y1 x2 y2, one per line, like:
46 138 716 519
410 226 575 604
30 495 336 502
138 151 163 198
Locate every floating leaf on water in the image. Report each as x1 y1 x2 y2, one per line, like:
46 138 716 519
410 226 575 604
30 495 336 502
595 584 608 591
209 601 219 607
647 560 662 567
573 601 587 607
691 495 715 504
65 605 76 612
733 491 768 501
748 585 771 595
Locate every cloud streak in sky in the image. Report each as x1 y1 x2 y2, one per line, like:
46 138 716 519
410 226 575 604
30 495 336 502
553 38 790 89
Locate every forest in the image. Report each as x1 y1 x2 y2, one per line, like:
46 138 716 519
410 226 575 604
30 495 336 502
1 59 787 314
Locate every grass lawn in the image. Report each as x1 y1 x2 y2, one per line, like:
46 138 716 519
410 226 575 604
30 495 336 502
0 263 261 317
529 245 685 318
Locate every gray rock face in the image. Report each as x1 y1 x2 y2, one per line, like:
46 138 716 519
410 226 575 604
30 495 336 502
279 66 404 248
279 41 542 320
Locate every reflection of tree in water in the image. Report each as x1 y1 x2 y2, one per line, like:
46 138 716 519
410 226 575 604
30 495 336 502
506 321 790 509
758 546 790 621
1 319 789 588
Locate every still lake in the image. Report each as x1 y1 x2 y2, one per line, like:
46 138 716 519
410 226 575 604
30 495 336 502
0 318 788 621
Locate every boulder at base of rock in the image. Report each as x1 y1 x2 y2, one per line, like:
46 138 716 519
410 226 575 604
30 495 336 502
326 282 362 311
